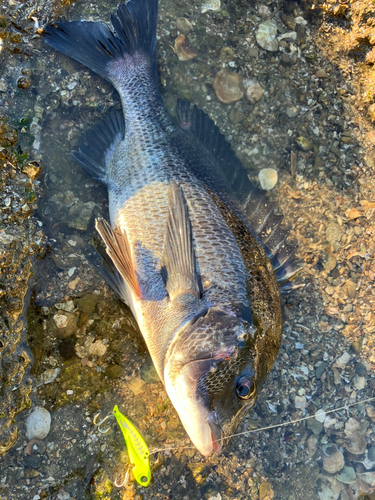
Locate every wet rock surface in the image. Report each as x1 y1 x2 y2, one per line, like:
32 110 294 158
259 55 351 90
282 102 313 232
0 0 375 499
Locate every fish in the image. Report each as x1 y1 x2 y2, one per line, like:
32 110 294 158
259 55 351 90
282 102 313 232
42 0 301 456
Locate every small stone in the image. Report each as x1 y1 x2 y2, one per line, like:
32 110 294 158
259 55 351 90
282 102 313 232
258 5 271 19
127 377 146 396
87 339 107 357
213 69 244 104
259 482 274 500
324 254 336 272
280 53 293 66
354 226 363 236
336 352 350 367
296 136 313 151
258 168 278 190
174 35 197 61
325 285 335 295
17 76 31 89
229 104 246 124
353 374 365 390
26 407 51 440
368 446 375 462
355 362 367 377
326 222 343 243
140 361 160 384
343 304 352 313
51 311 77 340
315 409 326 423
176 17 193 35
105 364 123 379
256 20 279 52
201 0 220 13
37 368 61 387
286 106 299 118
57 492 71 500
246 82 265 103
0 232 14 245
351 338 363 354
248 47 258 58
54 300 74 313
316 68 328 78
219 46 235 61
343 280 356 298
295 395 307 410
315 361 327 379
307 417 323 437
77 293 98 316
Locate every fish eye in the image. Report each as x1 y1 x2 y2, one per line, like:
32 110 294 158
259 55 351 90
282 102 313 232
235 376 256 401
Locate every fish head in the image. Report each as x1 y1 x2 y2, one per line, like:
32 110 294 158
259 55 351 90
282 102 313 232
164 306 259 456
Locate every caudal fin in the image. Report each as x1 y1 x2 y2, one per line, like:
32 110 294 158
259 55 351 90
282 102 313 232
42 0 158 83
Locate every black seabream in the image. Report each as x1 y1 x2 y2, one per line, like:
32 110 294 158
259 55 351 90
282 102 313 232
42 0 300 456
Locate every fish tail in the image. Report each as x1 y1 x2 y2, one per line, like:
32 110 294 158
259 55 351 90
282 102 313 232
42 0 158 84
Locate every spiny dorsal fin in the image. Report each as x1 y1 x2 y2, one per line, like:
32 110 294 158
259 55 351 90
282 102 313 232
176 99 253 207
161 181 200 301
95 218 141 298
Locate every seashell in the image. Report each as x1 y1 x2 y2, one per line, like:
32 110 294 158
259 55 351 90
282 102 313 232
213 69 244 104
344 418 361 436
344 431 366 455
318 475 341 500
174 35 197 61
258 168 278 191
336 466 356 485
357 472 375 487
322 443 345 474
256 20 279 52
315 409 326 423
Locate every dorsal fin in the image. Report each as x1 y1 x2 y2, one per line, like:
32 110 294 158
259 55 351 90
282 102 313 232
175 99 302 292
95 218 141 298
176 99 253 207
161 181 200 302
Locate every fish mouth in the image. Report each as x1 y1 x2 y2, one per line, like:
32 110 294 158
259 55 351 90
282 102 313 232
206 410 223 455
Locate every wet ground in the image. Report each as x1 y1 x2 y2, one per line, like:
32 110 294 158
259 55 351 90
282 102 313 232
1 0 375 499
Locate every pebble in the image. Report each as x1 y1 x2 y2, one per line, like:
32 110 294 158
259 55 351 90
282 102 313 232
105 364 123 379
213 69 244 104
37 368 60 387
355 362 367 377
353 374 365 390
324 253 336 272
296 136 313 151
286 106 299 118
54 300 74 313
326 222 343 243
52 311 77 339
259 482 274 500
86 339 107 357
0 232 15 245
201 0 220 13
26 407 51 440
127 377 146 396
256 20 279 52
176 18 193 35
315 409 326 423
258 168 278 190
245 82 264 104
140 361 160 383
344 418 360 436
57 492 71 500
336 352 350 367
315 362 327 379
316 68 328 78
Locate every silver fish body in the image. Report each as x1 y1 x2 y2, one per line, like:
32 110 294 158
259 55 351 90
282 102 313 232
43 0 300 456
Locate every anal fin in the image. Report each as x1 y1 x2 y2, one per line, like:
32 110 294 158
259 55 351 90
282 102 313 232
95 218 141 299
161 181 200 302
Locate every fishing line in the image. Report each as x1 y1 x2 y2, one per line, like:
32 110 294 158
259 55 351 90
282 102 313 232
148 395 375 455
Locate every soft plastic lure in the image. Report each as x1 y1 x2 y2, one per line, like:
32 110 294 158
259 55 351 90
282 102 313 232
113 405 151 487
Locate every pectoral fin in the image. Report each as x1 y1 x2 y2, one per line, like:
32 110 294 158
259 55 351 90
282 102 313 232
161 181 200 302
95 218 141 299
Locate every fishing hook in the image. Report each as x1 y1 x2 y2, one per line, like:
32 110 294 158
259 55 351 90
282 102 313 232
93 411 113 434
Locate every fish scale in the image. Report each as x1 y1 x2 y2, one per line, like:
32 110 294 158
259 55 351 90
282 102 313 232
42 0 300 457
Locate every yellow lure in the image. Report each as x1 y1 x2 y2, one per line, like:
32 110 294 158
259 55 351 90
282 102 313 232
113 405 151 487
